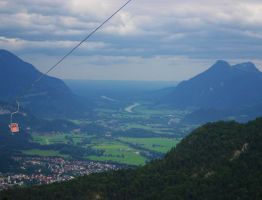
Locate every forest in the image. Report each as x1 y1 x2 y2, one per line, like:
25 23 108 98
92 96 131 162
1 118 262 200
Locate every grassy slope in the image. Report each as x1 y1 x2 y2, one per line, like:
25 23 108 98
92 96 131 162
2 118 262 200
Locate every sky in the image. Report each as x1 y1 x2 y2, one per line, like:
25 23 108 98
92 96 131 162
1 0 262 81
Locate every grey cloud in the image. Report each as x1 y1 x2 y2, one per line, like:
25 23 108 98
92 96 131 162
1 0 262 80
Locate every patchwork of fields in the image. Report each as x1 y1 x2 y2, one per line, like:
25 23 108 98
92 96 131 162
26 103 194 166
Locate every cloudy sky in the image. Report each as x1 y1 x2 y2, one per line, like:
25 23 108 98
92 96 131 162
1 0 262 81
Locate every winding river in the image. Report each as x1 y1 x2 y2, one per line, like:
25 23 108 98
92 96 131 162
125 103 140 113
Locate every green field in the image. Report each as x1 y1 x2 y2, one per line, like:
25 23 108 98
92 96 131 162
22 149 69 158
87 140 146 166
119 137 180 153
31 134 147 166
31 133 93 145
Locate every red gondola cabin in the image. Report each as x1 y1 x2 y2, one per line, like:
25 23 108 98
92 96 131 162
9 123 19 133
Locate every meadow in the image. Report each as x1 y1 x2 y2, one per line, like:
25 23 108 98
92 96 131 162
31 133 94 145
87 140 146 166
22 149 69 158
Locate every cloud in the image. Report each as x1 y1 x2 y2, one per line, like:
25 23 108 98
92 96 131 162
1 0 262 80
0 36 108 53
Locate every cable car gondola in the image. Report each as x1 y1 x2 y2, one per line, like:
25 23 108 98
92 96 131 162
9 101 20 134
9 123 19 133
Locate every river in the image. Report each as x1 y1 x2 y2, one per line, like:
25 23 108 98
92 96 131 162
125 103 140 113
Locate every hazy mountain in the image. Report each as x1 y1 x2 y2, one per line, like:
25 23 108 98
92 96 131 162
0 49 90 118
2 118 262 200
161 60 262 110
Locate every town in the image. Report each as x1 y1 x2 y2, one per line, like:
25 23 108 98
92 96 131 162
0 156 121 191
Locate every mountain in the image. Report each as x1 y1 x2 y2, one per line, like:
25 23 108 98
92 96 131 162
0 49 90 118
161 60 262 110
2 118 262 200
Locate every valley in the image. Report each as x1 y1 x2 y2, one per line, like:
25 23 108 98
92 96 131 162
26 100 189 166
1 0 262 197
0 79 192 189
1 51 262 195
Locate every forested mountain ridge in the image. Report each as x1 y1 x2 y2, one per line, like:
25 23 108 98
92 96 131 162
161 60 262 109
0 49 90 118
2 118 262 200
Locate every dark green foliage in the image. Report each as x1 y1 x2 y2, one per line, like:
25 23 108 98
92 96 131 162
0 154 20 173
2 118 262 200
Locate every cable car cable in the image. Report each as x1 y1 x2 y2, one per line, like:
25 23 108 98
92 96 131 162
16 0 133 101
9 0 134 133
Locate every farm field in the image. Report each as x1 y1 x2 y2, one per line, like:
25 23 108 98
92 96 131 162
31 133 94 145
26 99 192 166
22 149 69 158
87 140 146 166
28 131 180 165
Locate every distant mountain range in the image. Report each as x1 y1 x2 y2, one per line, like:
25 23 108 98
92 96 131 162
162 60 262 109
1 49 261 124
159 60 262 123
0 49 90 118
2 118 262 199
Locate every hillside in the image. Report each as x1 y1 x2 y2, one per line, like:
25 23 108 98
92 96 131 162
161 60 262 110
2 118 262 200
0 49 90 118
